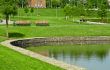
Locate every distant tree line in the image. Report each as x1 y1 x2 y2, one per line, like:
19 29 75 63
63 0 108 21
12 0 109 9
46 0 109 8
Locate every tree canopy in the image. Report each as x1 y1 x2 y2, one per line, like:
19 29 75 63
0 0 18 37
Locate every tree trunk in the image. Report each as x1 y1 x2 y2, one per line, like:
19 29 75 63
101 17 103 23
6 15 9 38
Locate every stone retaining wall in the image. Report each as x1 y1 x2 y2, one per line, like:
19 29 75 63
11 36 110 48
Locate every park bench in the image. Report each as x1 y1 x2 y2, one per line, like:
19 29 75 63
35 20 49 26
14 21 31 26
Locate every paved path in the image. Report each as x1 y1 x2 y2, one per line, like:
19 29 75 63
87 21 106 24
75 20 107 25
0 20 13 25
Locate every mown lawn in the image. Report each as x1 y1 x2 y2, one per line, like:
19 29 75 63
0 37 7 42
1 24 110 37
0 45 63 70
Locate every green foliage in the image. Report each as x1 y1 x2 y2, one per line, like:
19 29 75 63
24 8 29 14
64 4 86 17
98 1 108 20
78 4 86 16
0 0 18 17
0 0 18 37
46 0 109 8
52 0 61 8
63 4 72 17
30 8 34 13
18 0 28 8
60 0 69 8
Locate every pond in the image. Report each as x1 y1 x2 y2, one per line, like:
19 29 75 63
26 44 110 70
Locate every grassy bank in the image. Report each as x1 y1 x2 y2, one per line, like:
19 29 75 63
0 45 63 70
0 36 7 42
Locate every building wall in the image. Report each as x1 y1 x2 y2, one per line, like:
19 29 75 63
29 0 46 8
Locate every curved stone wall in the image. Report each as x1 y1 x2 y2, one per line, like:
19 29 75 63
10 36 110 48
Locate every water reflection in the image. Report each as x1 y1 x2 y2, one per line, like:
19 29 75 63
27 45 110 70
47 47 109 61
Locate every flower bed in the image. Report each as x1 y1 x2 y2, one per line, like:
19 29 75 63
15 21 31 26
35 20 49 26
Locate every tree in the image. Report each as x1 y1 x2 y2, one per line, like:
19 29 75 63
0 0 18 37
63 4 72 20
46 0 52 8
98 1 108 22
30 8 34 16
52 0 61 8
61 0 69 8
30 8 34 13
24 7 29 16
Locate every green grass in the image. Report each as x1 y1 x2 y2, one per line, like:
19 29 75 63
0 45 63 70
1 24 110 38
0 8 110 37
0 34 8 42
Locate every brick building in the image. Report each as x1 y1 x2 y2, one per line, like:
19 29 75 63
28 0 46 8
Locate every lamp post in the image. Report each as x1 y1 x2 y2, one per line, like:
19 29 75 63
56 6 58 18
36 0 39 16
51 0 52 8
22 0 23 8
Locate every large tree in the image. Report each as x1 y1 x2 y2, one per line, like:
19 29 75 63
64 4 73 20
0 0 18 37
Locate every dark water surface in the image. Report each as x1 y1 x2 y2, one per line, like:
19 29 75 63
27 45 110 70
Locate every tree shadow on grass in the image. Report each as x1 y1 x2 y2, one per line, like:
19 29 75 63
9 32 25 38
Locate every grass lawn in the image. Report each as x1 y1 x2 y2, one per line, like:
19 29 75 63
0 36 7 42
0 45 63 70
0 8 109 37
1 24 110 37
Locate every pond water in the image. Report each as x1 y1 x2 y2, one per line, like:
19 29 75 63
26 44 110 70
